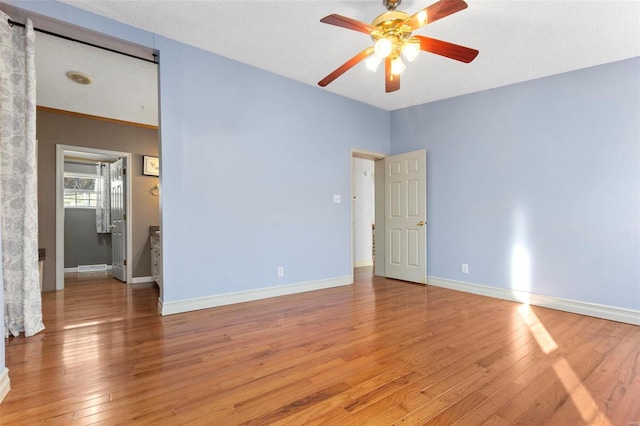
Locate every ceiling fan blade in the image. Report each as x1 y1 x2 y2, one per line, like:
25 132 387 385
404 0 468 31
385 57 400 93
415 35 478 63
320 14 377 35
318 46 375 87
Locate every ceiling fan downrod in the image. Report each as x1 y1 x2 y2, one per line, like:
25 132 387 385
384 0 402 11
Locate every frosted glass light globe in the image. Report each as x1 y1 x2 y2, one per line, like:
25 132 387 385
374 38 393 59
402 41 420 62
366 55 382 71
391 57 406 75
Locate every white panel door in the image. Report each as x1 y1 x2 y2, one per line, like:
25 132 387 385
384 150 427 283
110 158 126 282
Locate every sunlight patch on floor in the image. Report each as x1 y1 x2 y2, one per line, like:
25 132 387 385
517 306 611 424
518 305 558 354
552 358 612 425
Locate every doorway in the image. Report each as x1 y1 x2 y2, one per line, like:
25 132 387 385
351 149 428 284
352 157 376 268
55 145 133 290
24 15 160 293
351 149 385 280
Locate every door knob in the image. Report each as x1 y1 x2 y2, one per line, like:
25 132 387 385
417 221 425 226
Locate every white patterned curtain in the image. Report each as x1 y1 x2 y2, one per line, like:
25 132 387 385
96 162 111 233
0 13 44 337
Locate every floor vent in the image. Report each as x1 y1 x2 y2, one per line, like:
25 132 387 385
77 264 108 273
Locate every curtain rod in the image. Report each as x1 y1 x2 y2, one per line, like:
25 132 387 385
7 19 158 65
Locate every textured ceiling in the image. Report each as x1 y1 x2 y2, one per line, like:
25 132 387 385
35 33 158 126
33 1 640 123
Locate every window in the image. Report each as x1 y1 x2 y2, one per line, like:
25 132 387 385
64 173 99 208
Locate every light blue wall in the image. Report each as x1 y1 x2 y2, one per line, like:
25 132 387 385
155 36 390 301
391 57 640 310
5 0 155 47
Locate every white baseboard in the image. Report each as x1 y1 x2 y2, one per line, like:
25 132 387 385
354 260 374 268
131 276 154 284
0 368 10 404
159 275 352 316
64 265 112 273
427 276 640 326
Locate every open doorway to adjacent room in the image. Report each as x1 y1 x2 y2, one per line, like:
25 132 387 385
351 150 385 279
351 149 428 284
55 146 133 289
28 22 160 294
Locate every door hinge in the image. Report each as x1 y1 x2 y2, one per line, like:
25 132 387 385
123 168 126 175
124 259 127 266
123 214 126 221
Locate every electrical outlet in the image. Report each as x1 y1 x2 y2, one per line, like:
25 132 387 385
277 266 284 277
333 194 341 204
461 263 469 274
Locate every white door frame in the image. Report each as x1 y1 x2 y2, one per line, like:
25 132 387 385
55 144 133 289
351 149 386 283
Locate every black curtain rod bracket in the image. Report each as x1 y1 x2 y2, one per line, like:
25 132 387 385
7 18 158 64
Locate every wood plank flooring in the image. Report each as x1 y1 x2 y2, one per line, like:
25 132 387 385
1 268 638 425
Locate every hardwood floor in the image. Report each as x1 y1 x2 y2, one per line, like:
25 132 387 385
1 268 638 425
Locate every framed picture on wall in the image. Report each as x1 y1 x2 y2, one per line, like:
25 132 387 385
143 156 159 176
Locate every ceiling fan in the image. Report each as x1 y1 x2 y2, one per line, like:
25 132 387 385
318 0 479 93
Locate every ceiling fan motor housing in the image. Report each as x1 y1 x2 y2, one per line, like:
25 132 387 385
371 11 413 59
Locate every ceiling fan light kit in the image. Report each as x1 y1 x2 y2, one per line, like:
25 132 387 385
318 0 479 93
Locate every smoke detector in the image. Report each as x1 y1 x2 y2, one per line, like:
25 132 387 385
66 71 92 85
